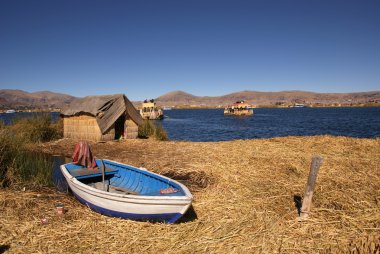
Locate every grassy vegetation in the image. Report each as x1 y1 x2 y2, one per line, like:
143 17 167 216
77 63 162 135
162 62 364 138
11 114 62 143
0 114 62 187
0 127 17 187
138 120 168 141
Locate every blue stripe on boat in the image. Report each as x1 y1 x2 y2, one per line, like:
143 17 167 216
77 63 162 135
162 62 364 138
73 193 183 224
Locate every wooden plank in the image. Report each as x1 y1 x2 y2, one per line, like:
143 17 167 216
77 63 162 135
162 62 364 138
70 167 118 178
300 156 324 219
101 160 106 191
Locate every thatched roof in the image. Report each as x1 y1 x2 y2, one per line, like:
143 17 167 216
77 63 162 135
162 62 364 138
61 94 143 134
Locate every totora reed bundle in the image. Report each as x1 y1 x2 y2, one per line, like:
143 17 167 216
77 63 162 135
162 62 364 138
1 136 379 253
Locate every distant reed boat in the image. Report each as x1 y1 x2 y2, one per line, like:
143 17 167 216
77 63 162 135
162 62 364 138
140 99 164 120
224 101 254 116
60 159 193 223
291 103 306 108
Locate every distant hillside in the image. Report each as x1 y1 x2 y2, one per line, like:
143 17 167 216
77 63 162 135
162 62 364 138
155 90 380 107
0 89 76 110
1 89 379 110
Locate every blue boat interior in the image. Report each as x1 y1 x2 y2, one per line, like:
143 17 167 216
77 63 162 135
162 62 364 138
65 159 186 196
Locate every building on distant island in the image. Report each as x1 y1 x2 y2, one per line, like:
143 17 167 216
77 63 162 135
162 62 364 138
61 94 143 141
224 101 254 116
140 99 164 120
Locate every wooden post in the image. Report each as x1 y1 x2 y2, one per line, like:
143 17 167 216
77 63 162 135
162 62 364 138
300 156 324 219
101 160 106 191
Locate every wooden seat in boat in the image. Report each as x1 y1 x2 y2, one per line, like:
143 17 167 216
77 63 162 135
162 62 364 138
70 167 118 179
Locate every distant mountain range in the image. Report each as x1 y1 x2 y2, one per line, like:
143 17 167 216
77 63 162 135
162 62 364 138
0 89 379 110
154 90 380 107
0 89 76 110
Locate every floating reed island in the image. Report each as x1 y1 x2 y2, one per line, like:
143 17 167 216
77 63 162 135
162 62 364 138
1 136 380 253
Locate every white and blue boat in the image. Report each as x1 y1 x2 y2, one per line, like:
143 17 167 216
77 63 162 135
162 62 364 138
60 159 193 223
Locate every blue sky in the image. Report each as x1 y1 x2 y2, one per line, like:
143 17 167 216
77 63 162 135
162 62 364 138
0 0 379 100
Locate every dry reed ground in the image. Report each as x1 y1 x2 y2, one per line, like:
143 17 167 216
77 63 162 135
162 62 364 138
1 136 379 253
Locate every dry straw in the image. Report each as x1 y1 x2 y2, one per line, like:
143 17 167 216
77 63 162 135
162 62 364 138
1 136 379 253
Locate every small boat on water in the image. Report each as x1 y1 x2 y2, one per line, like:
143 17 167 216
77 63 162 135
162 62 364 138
140 99 164 120
5 109 16 113
292 103 306 108
60 159 193 223
224 101 254 116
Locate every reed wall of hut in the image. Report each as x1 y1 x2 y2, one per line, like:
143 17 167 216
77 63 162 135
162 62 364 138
63 114 139 141
125 117 139 139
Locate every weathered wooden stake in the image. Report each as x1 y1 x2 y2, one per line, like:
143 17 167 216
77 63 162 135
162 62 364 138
101 160 106 191
300 155 324 219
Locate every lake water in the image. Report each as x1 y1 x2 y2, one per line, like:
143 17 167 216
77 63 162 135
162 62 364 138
0 112 61 125
1 107 379 142
160 107 380 141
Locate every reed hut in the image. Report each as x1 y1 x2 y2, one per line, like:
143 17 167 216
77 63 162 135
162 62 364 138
61 94 143 141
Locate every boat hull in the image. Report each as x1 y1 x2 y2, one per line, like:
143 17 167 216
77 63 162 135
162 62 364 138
72 191 185 223
224 109 254 116
60 160 192 223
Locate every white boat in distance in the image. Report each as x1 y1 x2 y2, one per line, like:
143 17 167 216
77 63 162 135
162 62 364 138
290 103 307 108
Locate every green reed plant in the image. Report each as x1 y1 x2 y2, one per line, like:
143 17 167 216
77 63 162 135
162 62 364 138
11 113 62 143
153 124 168 141
138 120 155 138
13 151 54 187
0 128 19 187
138 120 168 141
0 114 61 187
